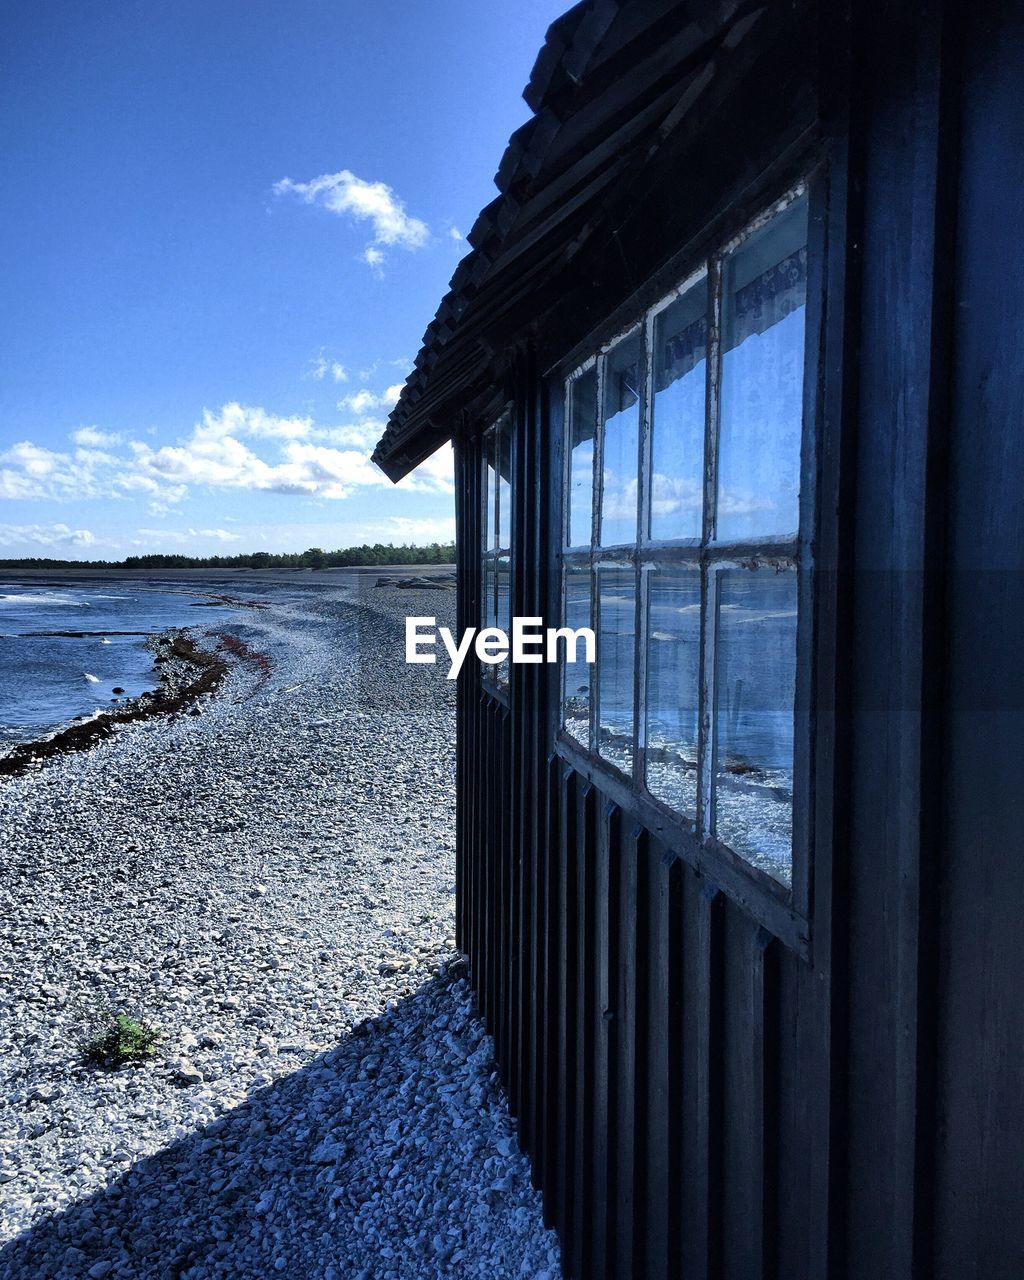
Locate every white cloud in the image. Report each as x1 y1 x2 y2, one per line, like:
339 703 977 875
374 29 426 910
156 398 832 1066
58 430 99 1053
364 515 456 541
649 472 702 519
0 393 450 514
397 442 455 496
337 384 403 416
194 403 313 442
309 353 348 383
316 420 385 449
0 441 104 501
72 426 122 447
4 441 64 479
449 226 464 241
717 490 779 518
357 357 407 381
0 522 96 549
135 527 242 544
274 168 429 272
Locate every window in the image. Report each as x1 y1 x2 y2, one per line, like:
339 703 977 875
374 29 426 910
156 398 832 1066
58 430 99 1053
559 188 810 886
481 413 513 691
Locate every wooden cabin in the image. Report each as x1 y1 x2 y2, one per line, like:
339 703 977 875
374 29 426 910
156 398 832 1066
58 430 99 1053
374 1 1024 1275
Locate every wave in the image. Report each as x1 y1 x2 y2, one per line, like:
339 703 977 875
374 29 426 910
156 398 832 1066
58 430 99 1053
0 593 86 607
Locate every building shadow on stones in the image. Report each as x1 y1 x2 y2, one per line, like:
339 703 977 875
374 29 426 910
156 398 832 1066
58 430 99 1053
0 965 555 1280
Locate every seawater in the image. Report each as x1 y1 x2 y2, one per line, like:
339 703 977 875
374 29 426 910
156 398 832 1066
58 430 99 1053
0 580 239 748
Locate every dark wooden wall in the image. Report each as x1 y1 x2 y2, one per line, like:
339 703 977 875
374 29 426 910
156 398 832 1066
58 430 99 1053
932 0 1024 1271
451 3 1024 1277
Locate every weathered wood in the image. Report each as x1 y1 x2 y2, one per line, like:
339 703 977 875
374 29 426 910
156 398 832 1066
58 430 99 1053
416 2 1024 1276
570 781 597 1277
555 765 578 1243
589 800 614 1280
932 1 1024 1274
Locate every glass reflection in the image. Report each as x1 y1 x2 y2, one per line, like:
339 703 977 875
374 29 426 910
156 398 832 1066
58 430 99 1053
484 431 497 553
597 566 636 773
650 280 707 541
497 418 512 551
712 567 797 883
496 554 511 687
717 197 807 543
600 331 642 546
562 568 592 746
482 557 497 633
568 368 596 547
645 566 700 815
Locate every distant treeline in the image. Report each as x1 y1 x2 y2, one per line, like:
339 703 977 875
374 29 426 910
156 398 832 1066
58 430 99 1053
0 543 456 571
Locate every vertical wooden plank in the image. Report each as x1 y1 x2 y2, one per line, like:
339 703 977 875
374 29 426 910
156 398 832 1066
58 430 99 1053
471 694 483 1012
721 914 777 1280
512 694 529 1129
774 955 814 1280
612 827 642 1280
933 2 1024 1272
453 435 468 953
460 432 482 962
495 704 509 1066
556 767 579 1250
684 879 724 1280
755 930 781 1280
539 754 563 1224
529 348 551 1174
475 697 488 1016
666 858 686 1279
589 799 615 1280
488 701 501 1039
642 844 673 1280
507 358 524 1122
842 4 956 1275
571 784 598 1278
453 436 463 951
481 700 495 1024
506 705 517 1099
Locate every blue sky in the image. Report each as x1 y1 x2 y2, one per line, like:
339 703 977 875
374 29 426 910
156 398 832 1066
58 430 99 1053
0 0 566 559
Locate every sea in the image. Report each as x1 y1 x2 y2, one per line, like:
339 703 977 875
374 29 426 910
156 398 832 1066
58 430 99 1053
0 579 240 749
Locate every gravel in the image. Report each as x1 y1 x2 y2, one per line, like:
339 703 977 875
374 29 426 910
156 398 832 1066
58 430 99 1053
0 577 561 1279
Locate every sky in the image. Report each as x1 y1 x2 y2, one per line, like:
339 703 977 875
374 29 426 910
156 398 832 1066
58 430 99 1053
0 0 567 559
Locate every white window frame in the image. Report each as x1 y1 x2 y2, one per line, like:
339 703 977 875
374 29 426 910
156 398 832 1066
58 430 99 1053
557 182 812 894
480 411 513 697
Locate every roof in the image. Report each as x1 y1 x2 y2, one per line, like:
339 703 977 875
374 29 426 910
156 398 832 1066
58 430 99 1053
373 0 774 481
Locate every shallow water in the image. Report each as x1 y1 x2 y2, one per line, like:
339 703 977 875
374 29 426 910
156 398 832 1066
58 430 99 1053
0 581 240 747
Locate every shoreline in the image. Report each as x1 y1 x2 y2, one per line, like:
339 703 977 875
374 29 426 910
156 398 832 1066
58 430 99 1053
0 576 560 1277
0 631 230 780
0 579 287 777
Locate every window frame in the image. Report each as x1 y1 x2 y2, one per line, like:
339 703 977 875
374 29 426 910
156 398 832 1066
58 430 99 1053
553 174 822 949
480 410 513 701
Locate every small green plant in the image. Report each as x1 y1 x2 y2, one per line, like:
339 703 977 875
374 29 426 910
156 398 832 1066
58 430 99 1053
85 1014 160 1067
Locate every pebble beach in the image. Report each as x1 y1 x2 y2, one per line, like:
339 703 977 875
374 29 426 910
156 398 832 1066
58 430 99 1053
0 575 560 1279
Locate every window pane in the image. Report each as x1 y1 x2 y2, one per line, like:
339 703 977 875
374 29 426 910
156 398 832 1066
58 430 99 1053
645 564 700 815
597 566 636 773
561 567 592 746
717 196 808 543
650 280 707 541
496 553 511 686
599 331 642 546
484 431 498 553
712 566 797 883
568 368 596 547
497 418 512 550
482 556 497 631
